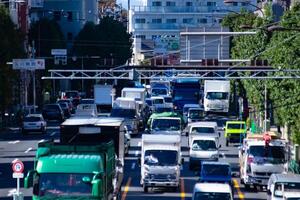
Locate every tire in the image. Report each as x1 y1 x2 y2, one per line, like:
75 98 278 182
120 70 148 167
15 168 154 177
143 184 148 193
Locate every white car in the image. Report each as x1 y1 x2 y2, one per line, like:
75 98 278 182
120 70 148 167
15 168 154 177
22 114 47 134
192 183 233 200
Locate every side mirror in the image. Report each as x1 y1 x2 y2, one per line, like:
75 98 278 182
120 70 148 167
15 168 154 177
24 170 36 188
92 179 103 197
138 157 141 166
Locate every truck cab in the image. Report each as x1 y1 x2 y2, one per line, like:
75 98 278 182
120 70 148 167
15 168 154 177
187 107 205 124
189 135 220 170
224 121 247 146
140 134 182 192
149 117 182 135
239 132 288 190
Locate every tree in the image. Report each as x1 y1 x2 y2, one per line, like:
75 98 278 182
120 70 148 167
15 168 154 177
73 16 132 67
0 5 25 113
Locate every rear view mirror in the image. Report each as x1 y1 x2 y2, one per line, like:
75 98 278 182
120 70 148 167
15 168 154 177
92 179 103 197
24 170 36 188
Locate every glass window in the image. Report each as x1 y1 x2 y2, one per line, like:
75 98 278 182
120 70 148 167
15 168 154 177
191 127 215 134
233 2 238 6
249 146 285 163
183 18 193 23
198 18 207 23
152 119 180 131
192 140 217 151
136 35 146 39
24 117 41 122
186 1 193 6
227 123 245 129
274 182 300 197
241 2 247 6
166 1 176 6
166 18 177 23
111 108 136 119
206 92 228 100
164 97 173 103
207 1 216 6
152 18 162 23
194 192 231 200
144 150 178 165
202 164 230 176
152 1 162 6
135 18 146 23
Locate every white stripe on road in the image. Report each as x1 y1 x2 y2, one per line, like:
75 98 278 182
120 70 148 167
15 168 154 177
7 189 16 196
50 131 56 136
131 162 136 170
8 140 20 144
24 147 32 153
38 139 45 143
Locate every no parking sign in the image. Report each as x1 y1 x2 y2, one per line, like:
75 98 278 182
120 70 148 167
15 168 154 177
12 160 24 178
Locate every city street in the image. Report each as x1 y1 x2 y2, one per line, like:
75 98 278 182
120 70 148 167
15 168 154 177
0 118 268 200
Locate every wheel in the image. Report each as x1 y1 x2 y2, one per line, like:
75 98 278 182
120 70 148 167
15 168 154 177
143 184 148 193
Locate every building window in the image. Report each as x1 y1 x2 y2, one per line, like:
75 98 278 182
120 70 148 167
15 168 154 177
152 18 162 23
241 2 247 6
232 2 238 6
53 11 61 21
136 35 146 39
186 2 193 6
152 35 159 39
152 1 162 6
135 18 146 23
183 18 193 23
198 18 207 23
67 11 73 21
166 1 176 6
207 2 216 6
166 18 176 23
67 32 73 40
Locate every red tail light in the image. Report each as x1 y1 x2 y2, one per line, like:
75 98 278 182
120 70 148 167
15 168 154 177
247 155 254 164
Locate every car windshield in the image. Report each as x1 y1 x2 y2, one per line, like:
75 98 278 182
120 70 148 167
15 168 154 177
164 97 172 103
202 164 230 176
206 92 228 100
189 110 204 119
192 140 217 151
227 123 245 129
144 150 177 166
274 182 300 197
152 119 180 131
194 192 231 200
110 109 136 119
37 173 93 197
191 127 215 134
24 117 41 122
154 107 173 113
174 89 199 101
44 105 59 111
152 88 168 96
249 146 286 163
65 92 78 98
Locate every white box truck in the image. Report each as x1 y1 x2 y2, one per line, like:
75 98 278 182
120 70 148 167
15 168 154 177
139 134 183 192
94 85 115 114
204 80 230 113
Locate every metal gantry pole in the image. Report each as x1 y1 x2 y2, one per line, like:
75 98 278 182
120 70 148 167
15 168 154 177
264 83 267 132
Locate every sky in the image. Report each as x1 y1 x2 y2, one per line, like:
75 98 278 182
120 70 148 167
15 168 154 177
116 0 145 10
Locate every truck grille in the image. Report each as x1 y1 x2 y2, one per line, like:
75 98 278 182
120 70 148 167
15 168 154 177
149 174 176 181
253 172 273 177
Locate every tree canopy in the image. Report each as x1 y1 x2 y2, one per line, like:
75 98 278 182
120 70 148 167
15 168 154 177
73 16 132 67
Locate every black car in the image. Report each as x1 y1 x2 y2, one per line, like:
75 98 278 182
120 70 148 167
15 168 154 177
42 104 64 122
58 102 71 118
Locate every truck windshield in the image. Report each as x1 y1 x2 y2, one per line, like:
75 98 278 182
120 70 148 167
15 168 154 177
274 182 300 197
152 98 164 104
194 192 231 200
174 89 198 101
144 150 178 166
206 92 228 100
249 146 286 163
155 107 173 113
189 110 204 119
191 127 215 134
124 92 141 101
38 173 93 197
111 109 136 119
152 119 180 131
152 88 168 96
192 140 217 151
227 123 245 129
202 164 230 176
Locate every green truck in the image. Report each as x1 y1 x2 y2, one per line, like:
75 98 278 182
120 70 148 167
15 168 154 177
25 117 125 200
224 121 247 146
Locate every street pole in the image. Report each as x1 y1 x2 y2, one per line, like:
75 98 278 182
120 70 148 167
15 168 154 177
32 41 36 113
264 83 267 132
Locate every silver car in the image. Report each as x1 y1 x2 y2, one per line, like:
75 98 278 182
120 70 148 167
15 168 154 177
22 114 47 134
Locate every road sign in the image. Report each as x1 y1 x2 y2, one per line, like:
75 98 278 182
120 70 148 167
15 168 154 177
12 160 24 173
13 173 24 178
13 59 45 70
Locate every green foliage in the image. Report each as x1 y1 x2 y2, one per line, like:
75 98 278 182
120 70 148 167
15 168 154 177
223 3 300 144
0 5 25 111
73 16 132 67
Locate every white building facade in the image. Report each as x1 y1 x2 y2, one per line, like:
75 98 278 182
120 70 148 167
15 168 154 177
129 0 256 65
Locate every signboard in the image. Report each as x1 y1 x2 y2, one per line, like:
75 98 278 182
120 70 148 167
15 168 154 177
13 173 24 178
79 127 101 134
51 49 67 56
13 59 45 70
12 160 24 173
28 0 44 8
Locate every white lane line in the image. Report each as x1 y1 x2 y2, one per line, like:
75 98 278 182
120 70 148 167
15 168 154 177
7 189 16 196
24 147 32 154
38 139 45 143
8 140 20 144
11 159 18 163
50 131 56 136
131 162 136 170
138 142 141 146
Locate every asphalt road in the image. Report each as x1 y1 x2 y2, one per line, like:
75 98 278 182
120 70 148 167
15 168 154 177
0 118 268 200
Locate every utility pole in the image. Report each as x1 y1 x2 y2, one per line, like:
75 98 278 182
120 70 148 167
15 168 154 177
264 83 267 132
31 40 36 113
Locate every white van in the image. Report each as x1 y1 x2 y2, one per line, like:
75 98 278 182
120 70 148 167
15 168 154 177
192 183 233 200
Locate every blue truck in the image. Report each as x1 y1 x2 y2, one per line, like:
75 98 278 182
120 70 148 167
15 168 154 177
171 79 202 112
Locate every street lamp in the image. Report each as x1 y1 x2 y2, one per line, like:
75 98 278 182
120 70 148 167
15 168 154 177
224 0 265 17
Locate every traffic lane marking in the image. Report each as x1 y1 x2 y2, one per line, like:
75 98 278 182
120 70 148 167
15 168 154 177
121 177 132 200
7 189 16 196
8 140 20 144
131 162 136 170
50 131 56 136
180 178 185 200
24 147 32 154
233 179 244 200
